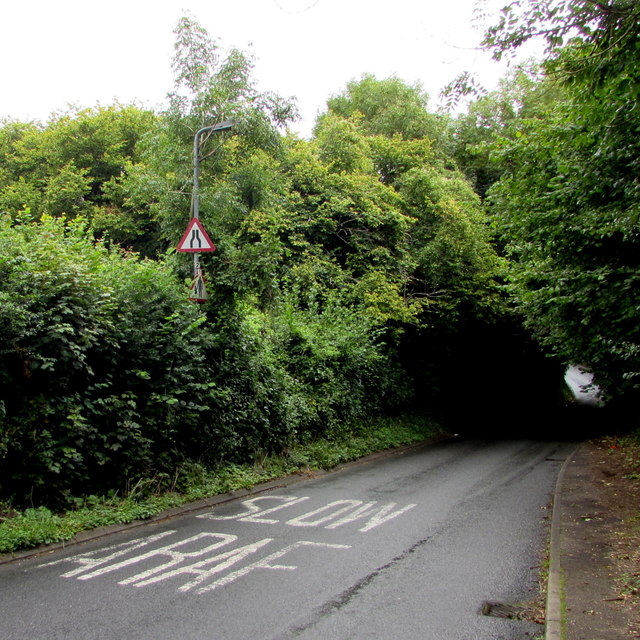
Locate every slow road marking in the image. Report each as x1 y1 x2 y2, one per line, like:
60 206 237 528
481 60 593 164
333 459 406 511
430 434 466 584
40 495 416 595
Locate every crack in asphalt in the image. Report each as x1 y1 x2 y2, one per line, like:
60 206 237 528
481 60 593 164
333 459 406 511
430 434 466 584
283 536 432 638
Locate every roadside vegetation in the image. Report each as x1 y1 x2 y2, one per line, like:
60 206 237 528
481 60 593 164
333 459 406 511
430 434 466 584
0 415 441 554
1 2 638 554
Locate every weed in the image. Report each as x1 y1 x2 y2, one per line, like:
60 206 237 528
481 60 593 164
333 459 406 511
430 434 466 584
621 573 640 597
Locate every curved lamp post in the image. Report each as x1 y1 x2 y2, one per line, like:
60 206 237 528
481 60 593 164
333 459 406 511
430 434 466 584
189 119 234 299
192 119 235 221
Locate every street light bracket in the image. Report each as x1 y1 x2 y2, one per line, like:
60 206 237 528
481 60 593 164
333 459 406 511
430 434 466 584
193 119 235 220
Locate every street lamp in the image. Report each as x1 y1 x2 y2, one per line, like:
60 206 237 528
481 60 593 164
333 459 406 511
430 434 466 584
189 119 234 300
192 119 235 222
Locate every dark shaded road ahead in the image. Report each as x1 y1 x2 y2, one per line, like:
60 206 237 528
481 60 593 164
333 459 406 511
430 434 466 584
0 437 575 639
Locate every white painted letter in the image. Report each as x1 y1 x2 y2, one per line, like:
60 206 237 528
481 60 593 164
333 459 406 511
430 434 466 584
196 541 351 594
132 538 275 592
326 502 417 532
118 533 238 585
77 532 235 581
286 500 365 527
197 495 309 523
39 530 177 578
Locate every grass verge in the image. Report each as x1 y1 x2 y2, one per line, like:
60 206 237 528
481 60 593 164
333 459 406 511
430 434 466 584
0 414 443 556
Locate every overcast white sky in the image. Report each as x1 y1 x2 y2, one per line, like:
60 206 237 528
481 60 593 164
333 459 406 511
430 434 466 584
0 0 531 137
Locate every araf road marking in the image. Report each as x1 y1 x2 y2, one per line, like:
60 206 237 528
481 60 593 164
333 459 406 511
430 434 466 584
39 532 350 596
75 532 237 582
197 495 310 523
133 537 275 591
116 533 241 586
38 530 177 578
195 540 351 595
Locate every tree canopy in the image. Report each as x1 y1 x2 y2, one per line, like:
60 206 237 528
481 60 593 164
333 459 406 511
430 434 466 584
474 0 640 400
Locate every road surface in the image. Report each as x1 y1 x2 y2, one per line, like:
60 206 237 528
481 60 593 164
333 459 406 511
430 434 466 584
0 437 575 639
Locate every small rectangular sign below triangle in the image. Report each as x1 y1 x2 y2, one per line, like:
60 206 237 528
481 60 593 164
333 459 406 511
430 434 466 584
177 218 216 252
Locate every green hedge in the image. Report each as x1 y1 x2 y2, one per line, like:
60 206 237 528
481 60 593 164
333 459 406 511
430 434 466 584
0 216 406 508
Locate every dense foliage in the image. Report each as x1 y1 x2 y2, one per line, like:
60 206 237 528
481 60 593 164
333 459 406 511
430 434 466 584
2 8 638 555
0 105 157 249
4 11 598 510
0 215 412 506
470 0 640 401
0 216 222 503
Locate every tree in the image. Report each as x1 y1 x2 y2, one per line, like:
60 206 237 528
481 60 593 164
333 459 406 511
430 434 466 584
0 105 156 247
481 0 640 400
318 76 506 320
310 75 538 421
482 0 640 70
117 16 299 259
451 64 562 198
323 74 446 142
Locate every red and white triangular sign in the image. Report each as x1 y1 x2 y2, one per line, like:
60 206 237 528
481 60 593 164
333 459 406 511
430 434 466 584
177 218 216 252
189 271 208 303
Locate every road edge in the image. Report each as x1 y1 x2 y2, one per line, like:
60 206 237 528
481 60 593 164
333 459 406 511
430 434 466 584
546 444 578 640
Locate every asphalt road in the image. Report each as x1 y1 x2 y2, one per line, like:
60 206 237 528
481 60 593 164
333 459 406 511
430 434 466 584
0 437 576 640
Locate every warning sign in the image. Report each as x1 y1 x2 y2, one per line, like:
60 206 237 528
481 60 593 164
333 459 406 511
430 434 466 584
177 218 216 253
189 271 208 303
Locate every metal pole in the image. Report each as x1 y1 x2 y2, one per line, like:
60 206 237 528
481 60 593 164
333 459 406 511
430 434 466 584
192 119 234 278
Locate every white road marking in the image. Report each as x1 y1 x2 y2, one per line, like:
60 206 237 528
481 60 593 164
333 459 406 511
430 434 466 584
286 500 417 532
198 495 417 532
137 538 275 591
286 500 365 527
39 496 417 595
115 533 239 585
39 530 177 578
197 495 310 523
195 540 351 595
326 502 417 532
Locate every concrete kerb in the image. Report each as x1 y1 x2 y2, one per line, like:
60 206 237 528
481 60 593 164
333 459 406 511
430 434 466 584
546 445 578 640
0 435 449 566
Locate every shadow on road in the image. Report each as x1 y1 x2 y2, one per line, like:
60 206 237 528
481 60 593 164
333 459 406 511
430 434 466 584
438 395 629 443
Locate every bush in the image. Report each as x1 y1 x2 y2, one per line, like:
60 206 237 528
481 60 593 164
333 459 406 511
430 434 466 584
0 215 220 505
0 216 412 508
